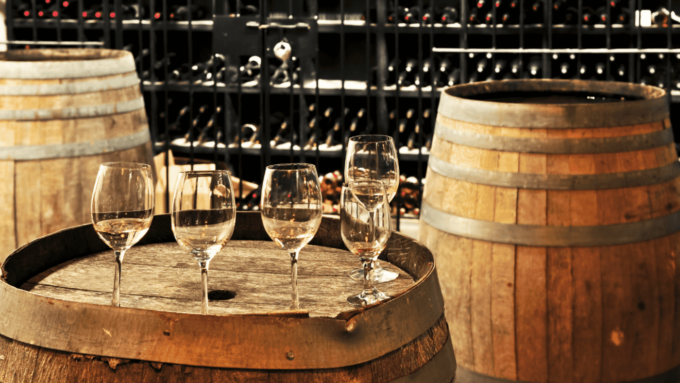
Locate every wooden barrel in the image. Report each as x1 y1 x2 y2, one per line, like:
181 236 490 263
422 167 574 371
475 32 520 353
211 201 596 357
0 48 153 262
419 80 680 383
0 212 456 382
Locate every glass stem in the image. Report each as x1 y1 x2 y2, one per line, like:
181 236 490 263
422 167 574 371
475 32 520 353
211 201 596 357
367 209 382 273
112 250 126 307
362 259 376 297
290 250 300 309
199 260 210 315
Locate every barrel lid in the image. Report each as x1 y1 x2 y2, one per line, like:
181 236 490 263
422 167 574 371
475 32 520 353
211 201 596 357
438 79 668 129
0 49 136 79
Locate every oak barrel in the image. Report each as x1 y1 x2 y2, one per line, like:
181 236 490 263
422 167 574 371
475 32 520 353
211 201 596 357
0 212 456 382
420 80 680 383
0 49 153 262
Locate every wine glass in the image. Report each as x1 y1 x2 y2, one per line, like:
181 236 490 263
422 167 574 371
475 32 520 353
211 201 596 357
91 162 155 307
345 135 400 283
341 181 392 306
171 170 236 314
261 164 323 310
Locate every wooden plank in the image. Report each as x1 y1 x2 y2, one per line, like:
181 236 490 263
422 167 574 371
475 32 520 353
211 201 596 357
653 235 675 374
471 240 493 375
572 246 602 383
435 232 474 369
547 247 573 383
515 245 548 383
40 158 68 237
0 161 15 262
23 242 413 319
1 339 39 383
490 141 519 380
61 118 84 230
470 130 498 376
670 232 680 366
490 243 516 380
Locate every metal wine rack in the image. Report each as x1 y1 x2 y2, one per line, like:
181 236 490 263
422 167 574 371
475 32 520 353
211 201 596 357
4 0 680 231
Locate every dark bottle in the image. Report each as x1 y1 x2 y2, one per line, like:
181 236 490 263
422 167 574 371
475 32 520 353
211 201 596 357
361 8 377 23
647 64 658 75
397 70 413 87
324 123 341 147
440 6 459 24
16 2 32 18
564 6 579 24
559 62 571 77
595 7 608 24
526 0 544 23
447 68 461 86
468 8 482 24
528 56 542 77
422 7 437 24
169 5 205 21
494 60 507 74
617 8 630 24
582 7 596 25
272 119 297 147
579 63 589 77
184 105 210 142
197 109 224 145
405 58 418 73
476 0 487 9
404 6 420 23
616 63 626 78
439 57 453 73
652 7 669 26
387 6 407 23
476 57 489 74
595 62 606 76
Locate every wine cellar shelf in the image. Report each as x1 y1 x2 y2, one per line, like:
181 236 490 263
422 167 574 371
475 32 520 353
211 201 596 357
6 0 680 225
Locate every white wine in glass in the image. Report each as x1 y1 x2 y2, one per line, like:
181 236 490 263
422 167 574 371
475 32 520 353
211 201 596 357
91 162 155 307
171 170 236 315
341 180 392 306
261 164 323 310
345 134 400 283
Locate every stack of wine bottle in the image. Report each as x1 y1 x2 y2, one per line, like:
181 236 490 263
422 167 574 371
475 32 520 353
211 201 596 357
134 51 300 86
364 0 670 27
380 52 679 87
162 101 433 154
13 0 211 20
237 170 423 218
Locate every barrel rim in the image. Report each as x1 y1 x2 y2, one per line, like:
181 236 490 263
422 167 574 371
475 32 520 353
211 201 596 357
0 213 445 370
0 49 136 79
438 79 668 128
0 48 130 62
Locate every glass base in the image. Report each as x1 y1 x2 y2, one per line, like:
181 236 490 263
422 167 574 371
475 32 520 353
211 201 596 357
349 263 399 283
347 289 391 307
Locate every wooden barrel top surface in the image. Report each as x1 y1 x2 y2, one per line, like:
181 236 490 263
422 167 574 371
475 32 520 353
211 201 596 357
20 240 414 318
0 212 449 374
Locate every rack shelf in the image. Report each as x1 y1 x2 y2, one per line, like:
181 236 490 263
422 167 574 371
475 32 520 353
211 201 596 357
12 18 680 35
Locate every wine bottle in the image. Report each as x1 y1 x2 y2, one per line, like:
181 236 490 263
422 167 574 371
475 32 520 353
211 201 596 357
582 7 596 25
510 56 522 74
528 56 542 77
476 57 489 73
468 8 482 24
494 60 507 74
169 5 205 20
526 0 544 24
387 6 407 23
595 7 608 24
647 64 657 75
447 68 461 86
616 63 626 78
397 70 413 87
404 6 420 23
595 62 606 77
439 57 453 73
652 7 669 26
617 8 630 24
441 6 458 24
197 109 223 145
559 61 570 77
564 6 579 24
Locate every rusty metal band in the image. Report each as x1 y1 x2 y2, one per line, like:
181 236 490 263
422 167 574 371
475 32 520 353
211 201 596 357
0 218 445 370
435 122 675 154
428 155 680 191
421 202 680 247
0 97 145 120
0 129 150 160
438 80 668 128
0 73 139 96
455 365 680 383
393 337 456 383
0 49 136 79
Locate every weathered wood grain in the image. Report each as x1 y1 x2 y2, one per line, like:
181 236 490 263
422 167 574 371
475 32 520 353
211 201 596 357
0 315 453 383
21 241 413 318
